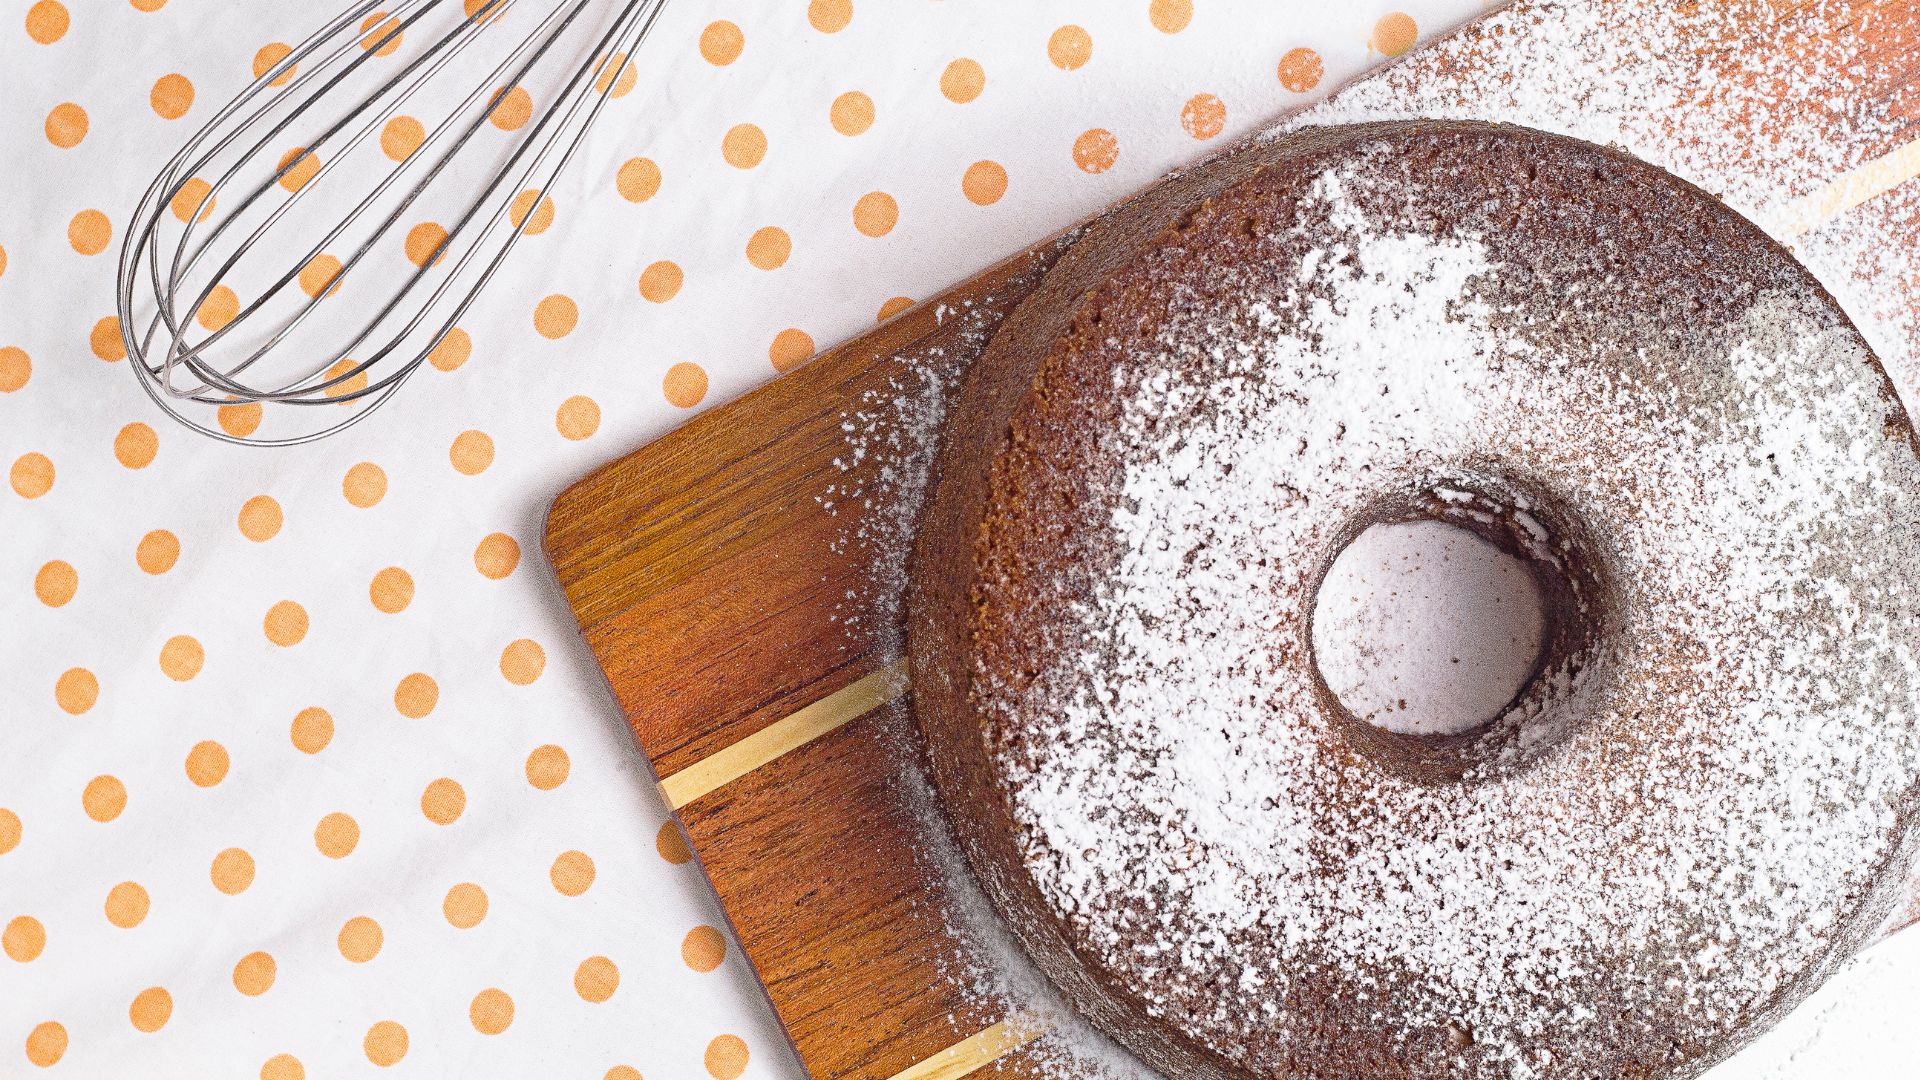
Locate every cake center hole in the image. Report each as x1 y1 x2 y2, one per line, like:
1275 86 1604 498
1311 519 1547 737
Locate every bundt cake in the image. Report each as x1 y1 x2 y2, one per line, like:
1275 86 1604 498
907 121 1920 1078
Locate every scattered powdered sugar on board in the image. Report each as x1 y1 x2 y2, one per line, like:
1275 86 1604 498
968 141 1920 1077
820 274 1160 1077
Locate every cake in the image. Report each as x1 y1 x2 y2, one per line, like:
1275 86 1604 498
906 121 1920 1078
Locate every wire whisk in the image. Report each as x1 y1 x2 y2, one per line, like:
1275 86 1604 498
117 0 669 445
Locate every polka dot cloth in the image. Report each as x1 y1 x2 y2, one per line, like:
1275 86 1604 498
0 1 1481 1075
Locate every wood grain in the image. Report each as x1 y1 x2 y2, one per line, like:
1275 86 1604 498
543 3 1920 1077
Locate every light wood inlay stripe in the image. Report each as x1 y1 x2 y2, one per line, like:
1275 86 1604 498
658 659 909 809
886 1017 1054 1080
1770 135 1920 237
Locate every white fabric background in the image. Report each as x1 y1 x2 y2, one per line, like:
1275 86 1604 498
0 1 1913 1077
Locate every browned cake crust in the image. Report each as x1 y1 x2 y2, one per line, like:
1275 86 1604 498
907 120 1920 1079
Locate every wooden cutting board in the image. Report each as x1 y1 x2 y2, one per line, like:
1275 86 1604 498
543 4 1920 1077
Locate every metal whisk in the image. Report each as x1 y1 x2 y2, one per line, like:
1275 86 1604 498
117 0 669 445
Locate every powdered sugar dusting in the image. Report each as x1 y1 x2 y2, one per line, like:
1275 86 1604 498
965 141 1920 1076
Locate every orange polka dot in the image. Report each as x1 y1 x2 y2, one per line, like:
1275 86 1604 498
421 778 465 825
1073 128 1119 173
129 986 172 1032
404 221 448 268
169 177 216 223
682 925 727 972
853 191 898 237
443 883 488 928
185 741 229 787
24 1021 66 1068
159 635 204 681
314 812 359 858
55 668 97 715
662 362 709 409
1181 93 1227 139
499 639 545 684
638 260 683 303
962 160 1008 205
44 102 87 148
299 254 343 299
359 12 403 55
376 116 423 161
233 951 276 995
394 673 438 718
940 58 984 104
90 316 126 361
238 495 281 540
254 42 296 86
1277 46 1324 93
508 189 555 235
807 0 851 33
1149 0 1193 33
525 745 570 790
264 600 309 646
4 915 46 962
721 123 767 169
34 561 76 607
616 157 660 202
877 296 914 322
0 347 28 392
25 1 68 44
0 810 19 855
341 462 386 508
429 327 472 371
574 956 619 1002
216 399 259 435
706 1035 750 1080
291 707 333 754
69 210 111 255
151 74 194 119
745 227 789 270
369 567 414 613
656 820 692 864
551 850 595 896
830 91 874 136
464 0 503 22
1049 25 1093 70
83 775 126 822
137 530 179 574
326 361 367 401
470 988 514 1034
476 534 519 579
1372 12 1418 57
606 1068 643 1080
450 429 494 475
277 147 319 192
105 881 149 927
337 916 382 962
556 396 600 440
115 424 158 468
769 328 814 373
261 1054 304 1080
211 847 255 894
130 0 169 11
489 84 533 130
594 52 638 97
364 1021 408 1067
700 19 743 64
534 294 577 338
